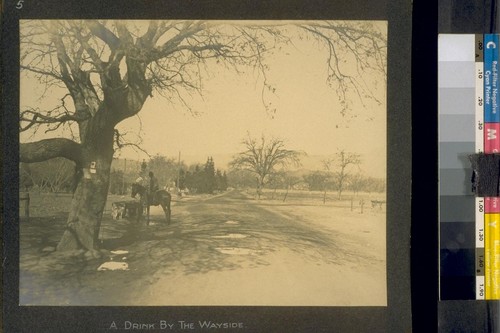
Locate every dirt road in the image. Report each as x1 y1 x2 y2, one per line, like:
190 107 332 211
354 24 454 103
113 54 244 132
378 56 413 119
20 189 386 306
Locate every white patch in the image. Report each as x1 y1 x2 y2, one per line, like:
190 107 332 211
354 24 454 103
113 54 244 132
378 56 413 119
225 220 239 225
97 262 129 271
212 234 247 239
110 250 129 255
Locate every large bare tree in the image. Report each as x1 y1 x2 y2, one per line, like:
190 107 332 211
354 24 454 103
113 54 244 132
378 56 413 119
323 150 361 200
229 134 302 198
19 20 386 253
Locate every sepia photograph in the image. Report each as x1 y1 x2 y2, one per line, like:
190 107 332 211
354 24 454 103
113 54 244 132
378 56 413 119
18 19 388 307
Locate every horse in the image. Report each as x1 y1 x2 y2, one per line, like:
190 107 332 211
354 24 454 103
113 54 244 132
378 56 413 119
131 183 171 225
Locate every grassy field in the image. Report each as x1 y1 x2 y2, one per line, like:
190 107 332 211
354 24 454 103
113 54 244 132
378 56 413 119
21 191 138 218
244 188 385 211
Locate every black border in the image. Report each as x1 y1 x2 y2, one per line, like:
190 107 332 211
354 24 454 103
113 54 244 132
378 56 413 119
411 0 439 332
2 1 412 332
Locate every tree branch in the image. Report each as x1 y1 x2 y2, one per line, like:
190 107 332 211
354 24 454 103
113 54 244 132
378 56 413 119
20 106 91 132
20 138 83 165
113 129 151 158
86 20 121 50
153 21 205 60
20 65 64 81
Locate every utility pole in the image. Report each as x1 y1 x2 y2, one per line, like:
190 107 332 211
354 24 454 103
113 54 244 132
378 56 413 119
122 158 127 194
177 151 181 193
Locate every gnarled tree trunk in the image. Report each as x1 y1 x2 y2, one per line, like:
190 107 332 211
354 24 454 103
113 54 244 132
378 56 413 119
56 127 115 251
20 116 118 252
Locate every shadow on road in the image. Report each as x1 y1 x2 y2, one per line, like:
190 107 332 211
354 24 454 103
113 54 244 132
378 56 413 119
19 189 383 305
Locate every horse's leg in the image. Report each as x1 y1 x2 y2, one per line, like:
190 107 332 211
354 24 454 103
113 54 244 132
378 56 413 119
146 205 150 226
160 202 170 225
167 200 171 224
136 203 141 223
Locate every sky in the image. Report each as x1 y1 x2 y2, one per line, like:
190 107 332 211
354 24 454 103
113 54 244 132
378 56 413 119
20 20 387 178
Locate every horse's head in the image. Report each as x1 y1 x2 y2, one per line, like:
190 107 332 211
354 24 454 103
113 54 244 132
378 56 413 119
131 183 143 198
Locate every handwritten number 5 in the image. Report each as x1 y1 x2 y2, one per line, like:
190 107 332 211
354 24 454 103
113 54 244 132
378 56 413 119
16 0 24 9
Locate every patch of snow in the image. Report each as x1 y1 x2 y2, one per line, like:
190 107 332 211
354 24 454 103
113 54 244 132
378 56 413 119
97 262 129 271
41 246 56 252
110 250 129 255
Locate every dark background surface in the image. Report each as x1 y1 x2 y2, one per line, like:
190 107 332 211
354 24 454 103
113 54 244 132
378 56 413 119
1 0 448 332
412 1 439 331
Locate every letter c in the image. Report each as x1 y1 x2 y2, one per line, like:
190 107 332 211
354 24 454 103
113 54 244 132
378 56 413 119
487 41 497 49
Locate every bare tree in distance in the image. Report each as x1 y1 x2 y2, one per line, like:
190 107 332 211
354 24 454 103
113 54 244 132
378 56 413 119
280 173 302 203
148 154 184 189
348 172 365 196
323 150 361 201
267 170 302 202
19 20 386 253
229 134 302 199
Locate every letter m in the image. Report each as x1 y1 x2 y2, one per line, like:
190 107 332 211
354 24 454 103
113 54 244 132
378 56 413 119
488 128 497 140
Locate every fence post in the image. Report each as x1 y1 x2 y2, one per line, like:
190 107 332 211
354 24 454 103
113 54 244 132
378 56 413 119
20 192 30 220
